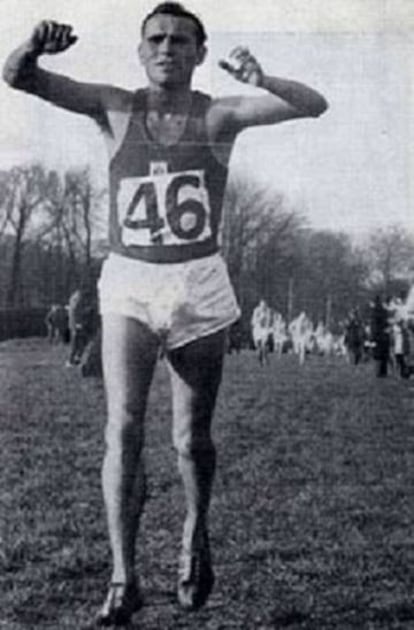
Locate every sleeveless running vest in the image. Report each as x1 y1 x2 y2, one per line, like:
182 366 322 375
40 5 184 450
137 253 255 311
108 89 230 263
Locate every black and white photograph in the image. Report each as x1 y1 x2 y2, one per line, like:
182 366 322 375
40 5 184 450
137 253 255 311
0 1 413 628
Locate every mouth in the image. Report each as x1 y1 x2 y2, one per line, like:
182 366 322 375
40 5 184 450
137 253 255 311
156 60 175 69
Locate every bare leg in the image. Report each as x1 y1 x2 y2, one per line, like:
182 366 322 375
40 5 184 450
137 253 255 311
299 341 306 365
257 341 264 365
101 314 159 587
167 330 226 609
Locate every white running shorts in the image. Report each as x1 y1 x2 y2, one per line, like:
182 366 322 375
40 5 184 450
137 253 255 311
98 252 240 350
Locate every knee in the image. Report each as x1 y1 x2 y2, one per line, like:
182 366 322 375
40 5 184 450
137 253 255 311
106 384 146 424
104 406 144 456
173 430 191 458
173 424 215 459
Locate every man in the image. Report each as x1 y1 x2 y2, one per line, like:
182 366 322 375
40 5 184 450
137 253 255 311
66 283 99 368
45 303 68 343
391 316 410 379
3 3 328 625
251 299 273 364
370 295 391 377
344 308 365 366
66 288 85 366
289 311 314 365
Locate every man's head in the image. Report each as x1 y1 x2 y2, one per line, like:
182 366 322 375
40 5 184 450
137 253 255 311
141 3 207 47
139 3 207 88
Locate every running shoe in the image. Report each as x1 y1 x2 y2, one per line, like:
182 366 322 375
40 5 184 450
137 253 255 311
95 581 142 626
177 533 215 611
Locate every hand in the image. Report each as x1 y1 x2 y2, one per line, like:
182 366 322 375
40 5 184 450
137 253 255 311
30 20 78 55
218 47 263 87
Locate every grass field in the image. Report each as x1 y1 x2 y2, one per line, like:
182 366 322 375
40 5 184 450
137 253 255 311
0 338 413 629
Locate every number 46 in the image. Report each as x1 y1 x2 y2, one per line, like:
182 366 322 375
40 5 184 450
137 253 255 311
123 174 208 244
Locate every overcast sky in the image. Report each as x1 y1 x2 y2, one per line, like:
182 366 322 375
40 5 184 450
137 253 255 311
0 0 413 237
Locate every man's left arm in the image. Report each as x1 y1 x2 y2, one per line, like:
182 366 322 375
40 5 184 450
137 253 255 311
217 46 328 131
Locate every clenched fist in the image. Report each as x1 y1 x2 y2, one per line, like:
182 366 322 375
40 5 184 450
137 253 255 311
219 47 264 87
30 20 78 55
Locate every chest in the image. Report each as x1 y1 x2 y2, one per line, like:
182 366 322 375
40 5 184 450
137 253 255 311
107 97 235 175
146 111 189 146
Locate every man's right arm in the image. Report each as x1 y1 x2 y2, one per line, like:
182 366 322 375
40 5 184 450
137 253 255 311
3 21 129 128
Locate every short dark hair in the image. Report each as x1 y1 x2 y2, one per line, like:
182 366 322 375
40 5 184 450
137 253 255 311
141 3 207 46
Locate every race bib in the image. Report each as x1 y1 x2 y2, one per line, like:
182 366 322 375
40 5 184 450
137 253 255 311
118 166 212 247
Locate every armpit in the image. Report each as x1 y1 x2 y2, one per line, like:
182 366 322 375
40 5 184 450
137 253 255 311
102 101 134 161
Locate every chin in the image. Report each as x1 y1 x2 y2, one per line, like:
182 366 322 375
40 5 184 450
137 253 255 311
151 77 188 91
148 71 172 86
147 68 192 89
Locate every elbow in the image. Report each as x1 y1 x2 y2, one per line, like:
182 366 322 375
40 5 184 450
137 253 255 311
3 47 37 90
2 63 15 87
3 66 34 92
2 61 22 89
309 96 329 118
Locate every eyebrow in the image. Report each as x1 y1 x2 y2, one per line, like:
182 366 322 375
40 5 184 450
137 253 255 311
146 33 193 43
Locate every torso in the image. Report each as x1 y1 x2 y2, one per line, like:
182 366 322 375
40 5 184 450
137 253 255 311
102 89 236 263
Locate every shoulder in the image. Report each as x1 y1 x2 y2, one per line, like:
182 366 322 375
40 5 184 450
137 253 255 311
98 87 141 142
101 88 147 156
99 85 136 114
204 92 272 138
199 92 241 143
206 94 236 122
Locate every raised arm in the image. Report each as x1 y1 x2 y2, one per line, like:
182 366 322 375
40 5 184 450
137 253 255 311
216 46 328 132
3 21 128 127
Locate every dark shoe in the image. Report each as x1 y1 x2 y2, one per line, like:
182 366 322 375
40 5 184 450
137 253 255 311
177 535 215 611
96 582 142 626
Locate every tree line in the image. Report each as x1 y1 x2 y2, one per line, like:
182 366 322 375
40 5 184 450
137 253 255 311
0 164 106 308
1 163 413 331
221 175 414 329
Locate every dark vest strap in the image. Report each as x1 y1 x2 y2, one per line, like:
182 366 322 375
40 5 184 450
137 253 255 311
111 237 219 264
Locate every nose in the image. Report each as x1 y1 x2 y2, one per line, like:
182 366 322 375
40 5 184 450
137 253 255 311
159 35 173 55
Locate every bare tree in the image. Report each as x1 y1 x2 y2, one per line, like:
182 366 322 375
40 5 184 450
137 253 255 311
221 173 305 314
34 167 106 300
0 165 49 306
35 169 81 299
0 163 107 307
63 167 106 270
302 230 370 324
367 225 414 295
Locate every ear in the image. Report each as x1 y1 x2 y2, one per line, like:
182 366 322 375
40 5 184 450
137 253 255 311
137 42 144 65
196 45 207 66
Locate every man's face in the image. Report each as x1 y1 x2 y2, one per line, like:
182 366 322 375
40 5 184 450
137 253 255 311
139 14 206 88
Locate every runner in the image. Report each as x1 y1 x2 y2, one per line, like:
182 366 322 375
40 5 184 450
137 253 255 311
3 3 328 625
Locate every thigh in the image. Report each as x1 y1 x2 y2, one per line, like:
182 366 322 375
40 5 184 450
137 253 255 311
102 313 160 419
167 331 226 442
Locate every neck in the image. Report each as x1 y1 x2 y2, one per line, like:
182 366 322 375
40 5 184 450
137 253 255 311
146 83 192 113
